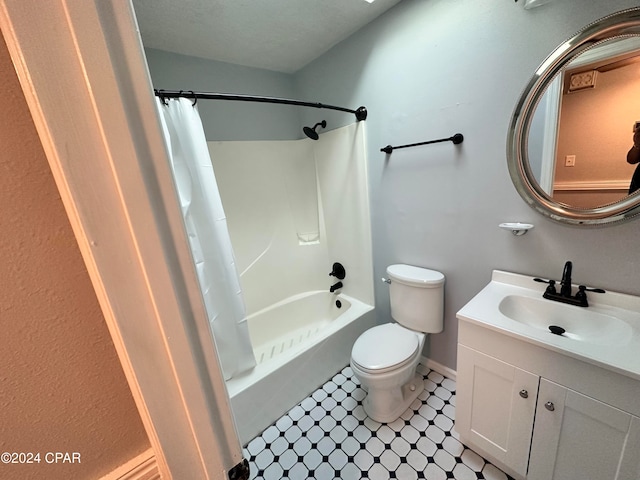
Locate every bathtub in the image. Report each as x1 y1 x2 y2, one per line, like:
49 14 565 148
226 290 375 444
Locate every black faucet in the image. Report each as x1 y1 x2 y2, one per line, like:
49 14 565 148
330 281 343 293
534 260 605 307
560 260 573 297
329 262 346 280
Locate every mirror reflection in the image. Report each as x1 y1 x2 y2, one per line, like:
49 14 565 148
528 37 640 209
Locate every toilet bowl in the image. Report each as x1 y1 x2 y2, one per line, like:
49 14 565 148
350 264 444 423
351 323 426 422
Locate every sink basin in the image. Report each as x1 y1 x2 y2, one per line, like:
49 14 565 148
498 294 633 346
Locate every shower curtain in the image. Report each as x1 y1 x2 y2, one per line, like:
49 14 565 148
156 98 256 380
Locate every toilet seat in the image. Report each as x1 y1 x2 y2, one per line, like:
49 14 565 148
351 323 420 374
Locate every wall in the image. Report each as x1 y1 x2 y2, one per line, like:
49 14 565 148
0 34 150 480
208 139 327 313
145 48 302 141
294 0 640 369
208 122 373 315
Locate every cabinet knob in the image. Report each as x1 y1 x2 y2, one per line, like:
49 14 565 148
545 401 555 411
519 389 528 399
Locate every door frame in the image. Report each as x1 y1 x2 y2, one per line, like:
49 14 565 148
0 1 242 478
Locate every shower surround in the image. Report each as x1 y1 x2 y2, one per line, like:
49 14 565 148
209 123 375 442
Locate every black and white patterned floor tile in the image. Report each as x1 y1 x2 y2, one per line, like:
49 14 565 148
244 364 514 480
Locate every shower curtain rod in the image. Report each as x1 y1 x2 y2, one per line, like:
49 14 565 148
154 89 368 121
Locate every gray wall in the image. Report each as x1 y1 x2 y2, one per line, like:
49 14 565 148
294 0 640 369
145 48 302 141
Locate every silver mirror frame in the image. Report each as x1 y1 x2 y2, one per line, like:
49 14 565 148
507 7 640 226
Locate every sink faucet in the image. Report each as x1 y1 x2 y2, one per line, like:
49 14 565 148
560 261 573 297
533 260 605 307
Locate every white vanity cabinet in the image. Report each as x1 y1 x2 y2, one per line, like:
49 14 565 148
456 333 640 480
455 270 640 479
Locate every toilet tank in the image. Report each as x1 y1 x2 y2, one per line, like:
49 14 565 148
387 264 444 333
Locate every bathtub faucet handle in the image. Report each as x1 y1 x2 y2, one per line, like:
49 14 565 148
329 262 346 280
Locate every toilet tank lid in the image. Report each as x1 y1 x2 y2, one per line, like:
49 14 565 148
387 264 444 288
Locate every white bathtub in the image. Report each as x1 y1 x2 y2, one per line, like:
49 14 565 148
227 291 375 444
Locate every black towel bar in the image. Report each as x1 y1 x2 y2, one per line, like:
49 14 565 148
381 133 463 154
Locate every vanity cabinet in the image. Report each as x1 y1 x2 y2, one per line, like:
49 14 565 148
455 270 640 479
456 342 640 480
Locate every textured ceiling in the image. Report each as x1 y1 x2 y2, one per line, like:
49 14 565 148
132 0 402 73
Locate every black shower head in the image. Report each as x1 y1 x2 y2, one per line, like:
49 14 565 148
303 120 327 140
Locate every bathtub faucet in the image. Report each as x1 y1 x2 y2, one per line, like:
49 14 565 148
330 281 343 293
329 262 346 280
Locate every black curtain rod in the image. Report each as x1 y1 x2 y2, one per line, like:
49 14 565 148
381 133 464 154
154 89 368 121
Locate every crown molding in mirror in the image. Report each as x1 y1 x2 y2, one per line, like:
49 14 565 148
507 7 640 226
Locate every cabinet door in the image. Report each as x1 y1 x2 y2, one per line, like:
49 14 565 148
456 345 539 478
528 378 639 480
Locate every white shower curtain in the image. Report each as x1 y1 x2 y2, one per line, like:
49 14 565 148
156 98 256 380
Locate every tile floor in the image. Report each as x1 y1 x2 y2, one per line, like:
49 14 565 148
244 363 514 480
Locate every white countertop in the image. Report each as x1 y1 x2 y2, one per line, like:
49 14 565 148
457 270 640 381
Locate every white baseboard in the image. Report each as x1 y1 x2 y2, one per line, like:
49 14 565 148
421 356 457 382
98 448 160 480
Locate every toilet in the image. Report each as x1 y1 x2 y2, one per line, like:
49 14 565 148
350 264 444 423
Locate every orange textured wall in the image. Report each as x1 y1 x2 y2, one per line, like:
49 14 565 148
555 61 640 186
0 33 151 480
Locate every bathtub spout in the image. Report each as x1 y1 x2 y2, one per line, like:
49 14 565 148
330 281 343 293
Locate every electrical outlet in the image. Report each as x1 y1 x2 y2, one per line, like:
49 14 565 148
565 155 576 167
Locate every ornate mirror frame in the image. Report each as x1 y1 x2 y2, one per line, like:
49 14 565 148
507 7 640 226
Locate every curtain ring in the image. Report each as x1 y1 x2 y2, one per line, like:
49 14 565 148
156 89 168 106
189 91 197 106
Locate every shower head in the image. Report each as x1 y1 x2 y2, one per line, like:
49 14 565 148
303 120 327 140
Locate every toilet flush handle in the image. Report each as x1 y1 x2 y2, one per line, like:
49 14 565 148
381 277 391 284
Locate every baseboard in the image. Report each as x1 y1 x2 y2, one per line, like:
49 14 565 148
421 356 457 382
98 448 160 480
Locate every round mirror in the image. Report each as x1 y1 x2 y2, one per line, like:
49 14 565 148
508 7 640 225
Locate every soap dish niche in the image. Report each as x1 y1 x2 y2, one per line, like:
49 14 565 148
499 222 534 236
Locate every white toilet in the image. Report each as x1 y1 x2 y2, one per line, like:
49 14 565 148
350 264 444 423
